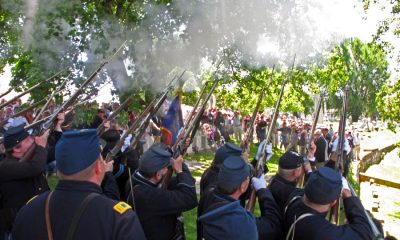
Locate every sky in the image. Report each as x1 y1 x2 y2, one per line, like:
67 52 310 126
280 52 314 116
0 0 398 104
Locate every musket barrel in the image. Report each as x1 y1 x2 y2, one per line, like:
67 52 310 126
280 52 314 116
0 82 42 109
33 77 69 123
97 97 133 135
0 99 46 127
241 84 266 153
0 68 68 109
105 71 185 162
246 57 296 212
184 81 209 127
161 77 221 190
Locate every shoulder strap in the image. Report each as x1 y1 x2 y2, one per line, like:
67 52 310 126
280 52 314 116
127 184 139 210
284 195 302 217
45 191 54 240
66 192 99 240
285 213 314 240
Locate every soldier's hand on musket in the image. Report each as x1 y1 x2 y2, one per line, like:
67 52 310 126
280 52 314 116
171 155 183 174
35 129 50 147
265 142 273 161
341 177 352 198
55 112 65 131
251 174 266 191
104 159 114 173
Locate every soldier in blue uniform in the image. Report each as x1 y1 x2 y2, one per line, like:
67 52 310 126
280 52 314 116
12 129 146 240
284 167 373 240
198 156 282 240
197 143 250 239
268 150 314 213
0 124 50 240
199 142 245 196
128 145 197 240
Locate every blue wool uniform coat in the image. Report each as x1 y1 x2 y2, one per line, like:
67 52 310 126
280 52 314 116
284 194 373 240
12 180 146 240
198 188 282 240
268 172 311 214
0 146 49 235
129 163 197 240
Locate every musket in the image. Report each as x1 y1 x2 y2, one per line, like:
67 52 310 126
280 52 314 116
307 91 325 151
33 76 70 123
0 68 67 100
246 56 295 212
31 41 126 136
0 68 67 109
0 99 47 127
161 77 221 189
329 85 348 225
0 83 43 110
104 71 185 163
240 67 275 153
328 87 384 240
240 86 265 152
183 57 224 127
184 81 209 127
20 105 75 162
97 97 133 136
297 90 325 187
0 89 13 100
336 86 348 177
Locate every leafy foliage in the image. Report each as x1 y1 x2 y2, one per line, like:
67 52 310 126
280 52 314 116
323 39 390 121
0 1 394 126
376 78 400 131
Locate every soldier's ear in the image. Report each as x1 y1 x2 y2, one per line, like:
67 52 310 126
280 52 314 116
94 159 103 175
239 178 250 193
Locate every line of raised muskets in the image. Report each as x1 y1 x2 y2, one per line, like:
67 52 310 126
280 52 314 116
234 55 382 239
0 49 383 239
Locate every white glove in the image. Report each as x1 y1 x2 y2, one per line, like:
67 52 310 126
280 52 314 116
307 156 316 163
341 177 350 192
121 133 132 153
265 143 273 161
251 175 266 191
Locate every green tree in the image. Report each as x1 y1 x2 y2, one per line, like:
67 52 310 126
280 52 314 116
324 38 390 121
376 78 400 131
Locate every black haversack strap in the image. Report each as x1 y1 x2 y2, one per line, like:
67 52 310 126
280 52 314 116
66 192 99 240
